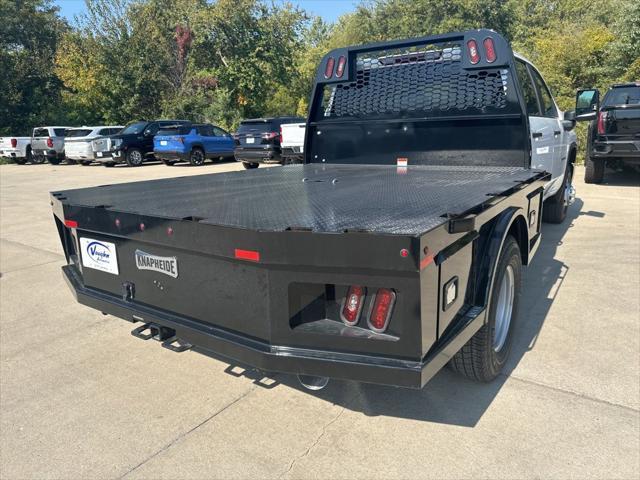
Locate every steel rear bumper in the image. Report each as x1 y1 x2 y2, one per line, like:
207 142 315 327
593 140 640 158
62 264 486 389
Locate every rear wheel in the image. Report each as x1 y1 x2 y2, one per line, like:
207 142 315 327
32 154 45 164
25 146 32 163
104 161 115 167
125 148 144 167
189 148 205 166
584 154 604 183
15 158 26 165
66 158 77 165
450 236 522 382
48 157 61 165
81 161 92 166
543 163 573 224
242 162 259 169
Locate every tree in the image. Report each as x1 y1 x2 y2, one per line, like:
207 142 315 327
0 0 67 135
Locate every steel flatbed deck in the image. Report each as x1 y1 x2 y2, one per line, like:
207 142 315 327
54 164 544 236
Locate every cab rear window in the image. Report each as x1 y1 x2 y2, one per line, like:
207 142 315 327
66 129 92 138
602 87 640 107
237 122 274 134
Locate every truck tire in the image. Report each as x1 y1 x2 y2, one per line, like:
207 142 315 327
189 148 205 166
25 146 32 164
81 161 92 166
542 163 573 224
125 148 144 167
162 159 177 166
48 157 61 165
32 154 45 164
584 154 604 184
66 158 77 165
104 162 115 167
450 235 522 382
243 162 259 169
15 158 26 165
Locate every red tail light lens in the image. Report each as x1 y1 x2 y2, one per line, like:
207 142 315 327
467 39 480 64
597 111 607 135
341 285 366 325
368 288 396 333
324 57 335 79
262 132 280 141
336 56 346 78
46 137 53 148
10 138 17 148
483 38 496 63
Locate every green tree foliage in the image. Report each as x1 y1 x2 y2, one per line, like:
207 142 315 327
2 0 638 136
0 0 68 135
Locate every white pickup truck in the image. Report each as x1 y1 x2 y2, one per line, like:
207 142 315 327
0 137 32 164
65 126 124 165
280 122 306 164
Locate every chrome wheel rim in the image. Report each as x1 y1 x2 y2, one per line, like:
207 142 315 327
493 265 514 352
130 150 142 165
564 167 574 207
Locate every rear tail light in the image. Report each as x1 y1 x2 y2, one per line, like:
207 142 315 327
483 37 496 63
368 288 396 333
467 39 480 64
46 137 53 148
10 138 17 148
262 132 280 141
340 285 366 326
324 57 335 78
336 56 346 78
597 111 607 135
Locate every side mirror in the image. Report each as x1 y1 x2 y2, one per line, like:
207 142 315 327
562 110 576 131
575 89 599 121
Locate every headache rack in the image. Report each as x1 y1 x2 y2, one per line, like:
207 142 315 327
305 30 530 168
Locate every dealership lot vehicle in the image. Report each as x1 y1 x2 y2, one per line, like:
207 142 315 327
234 116 304 168
50 30 578 391
64 126 124 165
31 126 71 164
95 120 189 167
154 123 234 166
280 122 306 164
576 82 640 183
0 136 31 164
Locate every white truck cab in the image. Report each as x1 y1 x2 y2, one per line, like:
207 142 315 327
514 53 577 222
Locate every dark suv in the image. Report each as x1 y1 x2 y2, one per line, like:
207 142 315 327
95 120 189 167
576 83 640 183
234 117 304 169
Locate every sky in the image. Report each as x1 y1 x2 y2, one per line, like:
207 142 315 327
53 0 359 24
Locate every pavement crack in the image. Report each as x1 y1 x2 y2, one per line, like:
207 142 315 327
505 374 639 413
1 258 62 275
278 407 345 479
119 386 256 479
0 237 64 258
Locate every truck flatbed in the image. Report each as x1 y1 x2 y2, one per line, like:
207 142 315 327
56 164 543 236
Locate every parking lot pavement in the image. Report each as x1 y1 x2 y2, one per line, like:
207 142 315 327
1 162 638 479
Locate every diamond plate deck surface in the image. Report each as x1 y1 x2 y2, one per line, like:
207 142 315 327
55 164 541 236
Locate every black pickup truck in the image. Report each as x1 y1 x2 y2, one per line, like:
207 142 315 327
576 82 640 183
51 30 553 390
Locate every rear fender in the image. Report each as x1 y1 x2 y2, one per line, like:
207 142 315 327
471 207 528 310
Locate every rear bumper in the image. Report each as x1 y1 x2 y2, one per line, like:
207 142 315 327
0 149 25 158
62 264 485 388
235 147 282 164
94 150 123 163
154 150 188 162
592 139 640 158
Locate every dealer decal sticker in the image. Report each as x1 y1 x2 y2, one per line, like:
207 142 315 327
135 250 178 278
80 238 119 275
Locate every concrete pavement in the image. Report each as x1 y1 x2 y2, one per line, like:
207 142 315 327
1 161 638 479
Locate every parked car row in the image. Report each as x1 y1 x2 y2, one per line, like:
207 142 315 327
1 116 307 169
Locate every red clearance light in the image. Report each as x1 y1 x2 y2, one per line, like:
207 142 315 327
10 138 17 148
597 111 607 135
324 57 335 78
46 137 53 148
483 37 496 63
368 288 396 333
467 39 480 65
340 285 366 326
235 248 260 262
336 56 346 78
64 219 78 228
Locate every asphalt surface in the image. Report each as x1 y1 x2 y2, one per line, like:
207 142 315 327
1 160 638 479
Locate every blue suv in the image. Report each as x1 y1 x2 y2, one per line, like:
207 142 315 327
154 123 235 166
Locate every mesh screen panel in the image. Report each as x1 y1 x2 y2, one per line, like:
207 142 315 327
321 43 510 119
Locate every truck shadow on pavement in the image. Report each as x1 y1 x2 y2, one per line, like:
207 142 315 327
250 197 591 427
